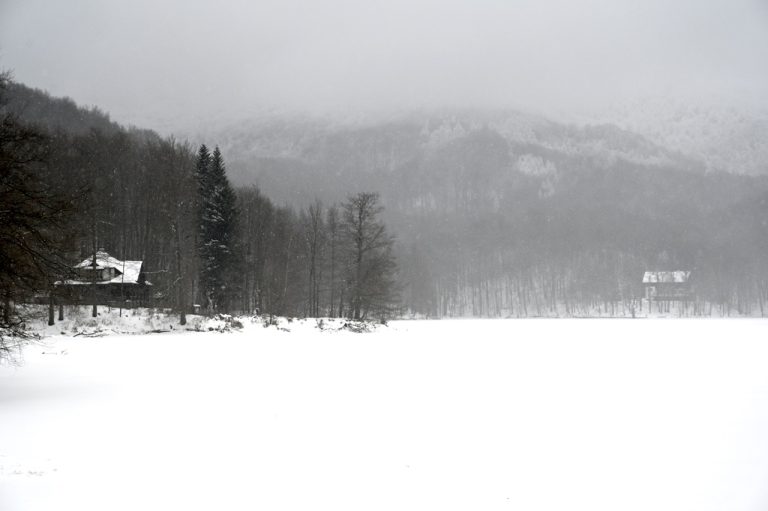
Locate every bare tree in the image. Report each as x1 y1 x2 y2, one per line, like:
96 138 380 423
151 138 196 325
341 192 398 320
0 72 78 358
301 199 325 317
326 205 340 317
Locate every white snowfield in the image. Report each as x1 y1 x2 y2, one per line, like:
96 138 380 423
2 315 768 511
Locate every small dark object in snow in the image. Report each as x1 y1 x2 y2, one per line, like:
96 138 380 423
342 320 377 333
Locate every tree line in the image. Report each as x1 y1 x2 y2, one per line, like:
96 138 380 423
0 72 81 352
4 76 768 327
0 75 399 342
191 143 399 321
221 120 768 317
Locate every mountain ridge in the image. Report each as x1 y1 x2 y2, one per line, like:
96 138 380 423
4 79 768 316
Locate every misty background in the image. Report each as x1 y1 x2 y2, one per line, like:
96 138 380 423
5 5 768 511
2 0 768 318
2 0 767 129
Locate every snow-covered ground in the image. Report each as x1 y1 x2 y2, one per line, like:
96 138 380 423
2 317 768 511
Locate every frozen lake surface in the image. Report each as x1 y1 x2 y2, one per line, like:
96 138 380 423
2 318 768 511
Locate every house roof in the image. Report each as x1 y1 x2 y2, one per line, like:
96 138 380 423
63 250 147 285
642 271 691 284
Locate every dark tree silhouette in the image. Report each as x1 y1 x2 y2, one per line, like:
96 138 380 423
0 72 78 357
341 192 399 320
196 145 240 312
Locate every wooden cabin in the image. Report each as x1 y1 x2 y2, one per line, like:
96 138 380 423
55 250 152 305
642 271 693 301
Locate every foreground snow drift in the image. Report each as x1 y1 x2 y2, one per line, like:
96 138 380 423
2 319 768 511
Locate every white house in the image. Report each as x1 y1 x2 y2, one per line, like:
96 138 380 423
56 250 151 304
642 270 692 301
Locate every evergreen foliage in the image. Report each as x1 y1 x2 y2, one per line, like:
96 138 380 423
196 145 241 312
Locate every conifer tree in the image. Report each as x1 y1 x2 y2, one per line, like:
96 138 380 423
195 144 211 199
196 145 240 312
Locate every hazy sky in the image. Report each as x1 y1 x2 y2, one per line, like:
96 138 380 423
1 0 767 130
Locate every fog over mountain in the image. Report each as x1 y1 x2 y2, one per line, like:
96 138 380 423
2 0 767 131
597 98 768 176
5 8 768 511
2 1 768 318
6 0 765 176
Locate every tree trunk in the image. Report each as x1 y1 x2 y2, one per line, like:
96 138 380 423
91 218 98 318
3 291 10 325
48 292 55 326
175 220 187 326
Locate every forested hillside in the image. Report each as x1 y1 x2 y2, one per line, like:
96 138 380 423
1 79 399 326
4 79 768 319
198 112 768 316
601 98 768 176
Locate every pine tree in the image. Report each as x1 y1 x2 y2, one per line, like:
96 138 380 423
196 145 240 312
195 144 211 199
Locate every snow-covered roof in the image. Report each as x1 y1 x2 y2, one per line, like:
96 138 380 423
71 250 145 285
642 271 691 284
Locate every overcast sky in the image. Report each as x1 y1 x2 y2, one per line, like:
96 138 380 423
1 0 767 130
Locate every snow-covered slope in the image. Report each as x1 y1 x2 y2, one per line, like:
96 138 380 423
195 109 695 171
186 108 707 200
599 98 768 175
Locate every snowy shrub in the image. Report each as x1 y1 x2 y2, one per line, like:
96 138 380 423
262 316 279 328
342 320 377 333
0 329 35 365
